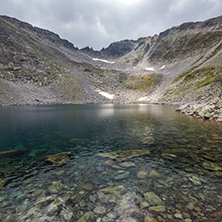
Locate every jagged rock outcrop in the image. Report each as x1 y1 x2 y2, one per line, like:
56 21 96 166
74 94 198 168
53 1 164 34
100 39 138 58
80 39 139 59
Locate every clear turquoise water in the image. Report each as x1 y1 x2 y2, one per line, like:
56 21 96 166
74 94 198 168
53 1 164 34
0 104 222 221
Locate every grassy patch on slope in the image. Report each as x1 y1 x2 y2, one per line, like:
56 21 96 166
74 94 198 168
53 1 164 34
60 73 82 101
119 73 163 92
173 42 222 84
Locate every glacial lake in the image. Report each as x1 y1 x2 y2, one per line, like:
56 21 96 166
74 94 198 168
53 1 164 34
0 104 222 221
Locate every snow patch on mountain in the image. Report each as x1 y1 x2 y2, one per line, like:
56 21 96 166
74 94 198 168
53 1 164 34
92 58 115 64
95 89 115 99
145 67 155 71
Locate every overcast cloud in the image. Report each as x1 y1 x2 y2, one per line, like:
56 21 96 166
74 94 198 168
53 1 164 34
0 0 221 49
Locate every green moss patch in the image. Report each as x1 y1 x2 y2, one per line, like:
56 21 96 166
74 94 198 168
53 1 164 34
120 73 163 92
60 74 82 101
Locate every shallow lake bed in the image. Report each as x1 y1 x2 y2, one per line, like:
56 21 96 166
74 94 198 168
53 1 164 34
0 104 222 221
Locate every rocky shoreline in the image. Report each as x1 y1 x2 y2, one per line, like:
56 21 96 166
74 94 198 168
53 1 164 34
176 98 222 122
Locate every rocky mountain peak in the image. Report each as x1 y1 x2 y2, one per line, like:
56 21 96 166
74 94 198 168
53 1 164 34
1 16 77 50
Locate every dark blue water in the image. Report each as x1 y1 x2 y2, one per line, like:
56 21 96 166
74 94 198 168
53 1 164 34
0 104 222 221
0 104 148 150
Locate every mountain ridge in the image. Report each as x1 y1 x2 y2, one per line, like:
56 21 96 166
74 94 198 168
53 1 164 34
0 15 222 106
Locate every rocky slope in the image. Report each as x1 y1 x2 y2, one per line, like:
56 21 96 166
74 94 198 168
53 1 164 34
80 15 222 104
107 16 222 104
0 16 146 105
80 39 141 59
0 15 222 106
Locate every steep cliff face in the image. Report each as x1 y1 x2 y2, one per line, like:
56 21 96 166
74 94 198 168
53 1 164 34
0 15 222 105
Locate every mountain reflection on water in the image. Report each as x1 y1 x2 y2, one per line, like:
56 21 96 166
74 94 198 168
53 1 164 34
0 104 222 221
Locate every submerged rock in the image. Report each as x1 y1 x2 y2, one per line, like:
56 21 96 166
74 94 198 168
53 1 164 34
82 183 94 191
114 171 130 180
189 176 202 185
161 153 177 159
137 171 148 179
111 164 123 170
119 161 136 167
77 211 95 222
48 180 64 194
140 201 149 209
186 202 194 211
103 160 114 166
144 216 159 222
142 137 155 145
144 192 164 206
148 170 162 178
0 146 27 158
28 149 48 157
54 170 65 176
97 185 128 203
149 205 166 212
45 151 71 166
93 206 106 215
98 149 150 161
202 161 222 171
0 179 5 190
174 213 183 219
96 185 142 221
60 209 73 220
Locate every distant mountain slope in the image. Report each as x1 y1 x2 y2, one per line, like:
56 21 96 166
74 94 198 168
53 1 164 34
113 16 222 103
80 39 142 59
0 15 222 105
0 16 147 105
113 16 222 65
144 16 222 63
0 16 75 84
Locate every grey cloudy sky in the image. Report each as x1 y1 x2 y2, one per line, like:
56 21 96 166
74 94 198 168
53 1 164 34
0 0 221 50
